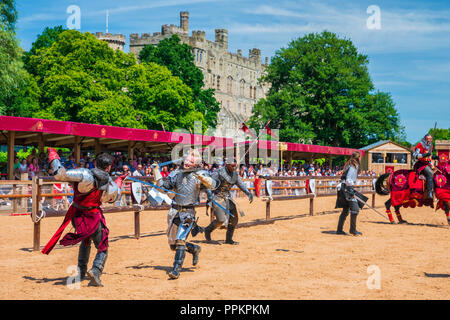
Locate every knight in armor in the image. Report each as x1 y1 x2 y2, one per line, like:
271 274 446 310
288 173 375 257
335 152 363 236
203 158 254 244
413 134 439 199
41 149 125 287
152 149 218 280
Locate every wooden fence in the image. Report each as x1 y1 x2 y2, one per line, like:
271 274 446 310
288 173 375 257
0 175 379 251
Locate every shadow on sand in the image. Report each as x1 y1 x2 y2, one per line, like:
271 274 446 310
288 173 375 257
23 275 67 286
424 272 450 278
366 220 449 229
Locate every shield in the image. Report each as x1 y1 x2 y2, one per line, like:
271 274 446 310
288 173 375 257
131 182 143 204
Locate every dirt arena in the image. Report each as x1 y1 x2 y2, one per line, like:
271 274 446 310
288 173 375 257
0 194 448 300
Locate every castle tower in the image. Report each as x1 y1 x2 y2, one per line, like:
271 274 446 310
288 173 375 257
94 32 126 51
180 11 189 33
249 48 261 62
215 29 228 50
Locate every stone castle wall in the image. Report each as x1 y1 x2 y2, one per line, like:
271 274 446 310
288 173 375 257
96 12 270 139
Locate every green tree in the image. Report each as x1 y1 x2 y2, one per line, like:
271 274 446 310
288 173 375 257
427 127 450 140
25 29 204 131
23 25 65 72
0 0 17 31
0 21 26 115
250 31 404 148
139 34 220 129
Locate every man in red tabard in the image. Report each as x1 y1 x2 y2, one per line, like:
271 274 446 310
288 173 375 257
413 134 439 199
41 148 125 287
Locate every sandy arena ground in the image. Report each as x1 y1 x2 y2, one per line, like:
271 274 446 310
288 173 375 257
0 195 448 300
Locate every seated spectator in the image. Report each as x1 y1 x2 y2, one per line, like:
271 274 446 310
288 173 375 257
13 157 21 180
26 149 37 164
133 164 144 177
19 159 29 180
161 166 169 178
66 155 77 169
122 165 131 177
29 157 40 179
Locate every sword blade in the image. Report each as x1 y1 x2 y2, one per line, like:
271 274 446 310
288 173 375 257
354 194 389 221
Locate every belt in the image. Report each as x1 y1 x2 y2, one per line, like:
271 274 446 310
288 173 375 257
72 202 101 210
171 204 195 211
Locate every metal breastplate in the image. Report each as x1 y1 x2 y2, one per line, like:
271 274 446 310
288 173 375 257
172 171 201 206
215 168 238 198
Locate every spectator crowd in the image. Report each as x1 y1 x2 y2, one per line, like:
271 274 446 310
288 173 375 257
9 148 378 181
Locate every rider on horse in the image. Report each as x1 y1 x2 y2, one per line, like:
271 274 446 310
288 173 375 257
413 134 439 199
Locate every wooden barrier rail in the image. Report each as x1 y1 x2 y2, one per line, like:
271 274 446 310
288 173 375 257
0 175 379 251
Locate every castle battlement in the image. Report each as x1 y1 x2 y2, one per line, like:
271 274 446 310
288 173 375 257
93 32 126 51
191 30 206 42
126 11 270 139
93 32 126 42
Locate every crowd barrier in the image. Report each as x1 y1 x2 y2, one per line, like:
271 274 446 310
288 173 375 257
0 175 379 251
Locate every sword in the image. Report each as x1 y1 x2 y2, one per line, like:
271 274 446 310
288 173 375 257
354 193 389 221
210 197 234 217
125 176 185 197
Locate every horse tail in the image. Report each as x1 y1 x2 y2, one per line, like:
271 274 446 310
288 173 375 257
375 173 391 195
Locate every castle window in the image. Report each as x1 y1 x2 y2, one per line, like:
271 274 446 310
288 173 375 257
254 87 257 99
249 86 253 99
239 80 245 97
217 75 221 90
227 76 233 94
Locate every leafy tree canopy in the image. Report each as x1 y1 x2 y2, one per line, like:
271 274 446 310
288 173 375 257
139 34 220 129
249 31 405 148
23 29 204 131
23 25 65 71
0 20 26 114
0 0 17 31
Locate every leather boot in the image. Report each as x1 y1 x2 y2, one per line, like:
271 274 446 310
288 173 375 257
336 210 348 235
168 245 186 279
77 241 91 281
204 221 220 242
87 250 108 287
225 225 239 245
186 242 201 266
349 214 362 236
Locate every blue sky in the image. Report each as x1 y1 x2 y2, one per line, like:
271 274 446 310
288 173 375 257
15 0 450 144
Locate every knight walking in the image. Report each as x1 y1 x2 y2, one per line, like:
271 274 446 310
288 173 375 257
152 149 218 279
204 158 254 245
335 151 363 236
42 149 125 287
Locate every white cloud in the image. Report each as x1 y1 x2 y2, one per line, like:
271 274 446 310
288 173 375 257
236 3 450 54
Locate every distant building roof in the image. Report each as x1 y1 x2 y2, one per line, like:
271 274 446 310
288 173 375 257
361 140 410 152
361 140 390 151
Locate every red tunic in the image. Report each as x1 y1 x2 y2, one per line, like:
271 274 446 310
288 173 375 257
41 183 109 255
413 142 432 174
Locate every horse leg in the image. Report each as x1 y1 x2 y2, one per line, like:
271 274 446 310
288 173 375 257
385 199 395 224
444 202 450 225
394 205 407 224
